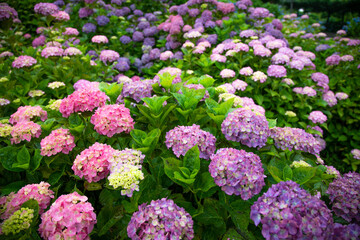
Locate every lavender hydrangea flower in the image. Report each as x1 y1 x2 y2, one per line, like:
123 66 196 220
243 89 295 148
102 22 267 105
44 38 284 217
82 23 96 33
117 80 153 103
308 111 327 124
120 35 132 44
165 124 216 159
127 198 194 239
270 127 321 155
0 3 18 21
267 65 286 78
221 108 269 148
209 148 265 200
34 3 59 16
323 91 337 107
251 181 334 240
327 172 360 223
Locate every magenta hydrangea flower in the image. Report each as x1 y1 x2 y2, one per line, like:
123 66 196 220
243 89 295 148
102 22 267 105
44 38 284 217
11 121 42 144
9 106 47 125
38 192 97 240
327 172 360 223
323 91 337 107
59 88 109 118
127 198 194 240
267 65 287 78
72 142 116 183
99 50 119 63
308 111 327 124
34 3 59 16
90 104 134 137
209 148 265 200
220 69 235 78
91 35 108 44
41 46 64 58
221 108 269 148
239 66 253 76
40 128 75 157
1 182 54 220
12 56 37 68
270 127 321 155
165 124 216 159
251 181 334 240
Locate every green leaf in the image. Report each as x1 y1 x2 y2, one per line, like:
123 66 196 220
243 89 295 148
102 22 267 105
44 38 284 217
283 165 293 180
97 205 123 236
0 146 24 172
99 82 123 103
174 171 196 184
158 72 176 90
195 172 216 192
142 96 169 115
183 145 200 173
222 229 246 240
69 114 82 127
48 165 66 185
29 149 43 172
13 146 30 170
254 95 264 105
267 119 277 128
292 167 316 185
199 75 215 88
1 181 26 195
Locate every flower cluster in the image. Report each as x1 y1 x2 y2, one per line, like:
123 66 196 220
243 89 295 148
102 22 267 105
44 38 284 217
250 181 334 240
34 3 59 16
59 88 109 118
323 90 337 107
270 127 321 155
220 69 235 78
351 149 360 160
0 123 12 137
99 50 120 63
38 192 97 240
1 182 54 220
221 108 269 148
48 81 65 89
267 64 287 78
90 104 134 137
10 121 42 144
327 172 360 223
91 35 108 44
333 223 360 240
41 46 64 58
64 47 82 56
40 128 75 157
0 3 18 21
209 148 265 200
108 149 145 197
1 208 34 235
127 198 194 240
12 55 37 68
118 80 153 103
293 87 317 97
311 72 329 92
72 143 115 183
9 106 47 124
290 160 311 168
308 111 327 124
73 79 99 91
251 71 267 83
165 124 216 159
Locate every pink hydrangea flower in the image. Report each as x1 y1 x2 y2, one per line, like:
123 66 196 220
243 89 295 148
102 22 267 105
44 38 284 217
59 89 109 118
232 79 247 91
38 192 96 240
335 92 348 100
72 143 116 182
159 51 174 60
267 65 287 78
9 106 47 125
1 182 54 220
12 55 37 68
64 47 82 56
239 66 253 76
62 27 79 36
251 71 267 83
308 111 327 124
99 50 119 63
73 79 100 91
11 121 42 144
220 69 235 78
90 104 134 137
40 128 75 157
52 11 70 21
41 46 64 58
210 53 226 62
91 35 108 44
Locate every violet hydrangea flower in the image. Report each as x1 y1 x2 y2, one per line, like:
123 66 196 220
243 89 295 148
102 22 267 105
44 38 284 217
165 124 216 159
90 104 134 137
209 148 266 200
250 181 334 240
127 198 194 240
221 108 269 148
327 172 360 223
38 192 96 240
40 128 75 157
34 3 59 16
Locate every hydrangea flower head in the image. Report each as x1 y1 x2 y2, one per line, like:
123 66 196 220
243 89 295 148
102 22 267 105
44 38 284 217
34 3 59 16
351 149 360 160
10 106 47 125
127 198 194 239
38 192 96 240
251 181 334 239
91 35 108 44
12 56 37 68
41 46 64 58
10 121 42 144
59 88 109 118
90 104 134 137
335 92 348 100
323 91 337 107
1 208 34 235
165 124 216 159
221 108 269 148
72 143 116 183
308 111 327 124
239 66 253 76
327 172 360 223
220 69 235 78
41 128 75 157
99 50 119 63
209 148 265 200
267 65 287 78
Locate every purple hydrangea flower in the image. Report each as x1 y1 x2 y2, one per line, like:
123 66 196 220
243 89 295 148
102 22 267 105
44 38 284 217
267 65 287 78
333 223 360 240
209 148 265 200
327 172 360 223
308 111 327 124
270 127 321 155
117 80 153 103
34 3 59 16
96 15 109 26
221 108 269 148
251 181 334 240
127 198 194 239
82 23 96 33
120 35 132 44
78 7 93 18
165 124 216 159
0 3 18 21
323 91 337 107
132 31 144 42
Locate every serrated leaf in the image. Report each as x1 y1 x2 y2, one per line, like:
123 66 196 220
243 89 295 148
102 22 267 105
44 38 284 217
183 145 200 173
13 146 30 170
283 165 293 180
292 167 316 185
